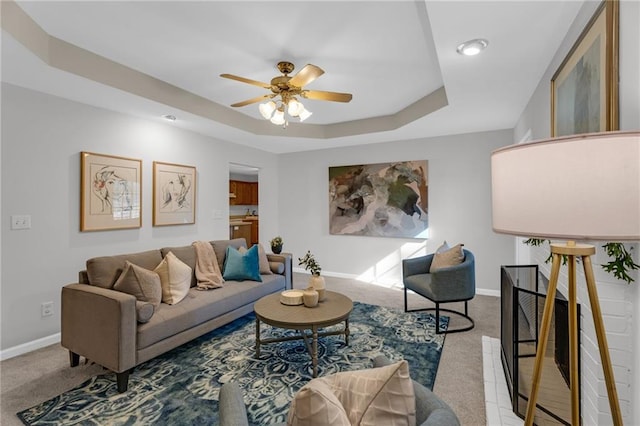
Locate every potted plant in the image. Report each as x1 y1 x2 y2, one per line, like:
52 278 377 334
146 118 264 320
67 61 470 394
298 250 325 301
270 236 283 254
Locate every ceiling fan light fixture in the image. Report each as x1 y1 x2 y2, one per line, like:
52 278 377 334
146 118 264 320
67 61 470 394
259 101 276 119
287 98 304 117
270 108 286 125
456 38 488 56
298 108 312 122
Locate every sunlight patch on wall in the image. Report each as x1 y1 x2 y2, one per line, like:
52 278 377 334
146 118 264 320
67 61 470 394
356 240 428 288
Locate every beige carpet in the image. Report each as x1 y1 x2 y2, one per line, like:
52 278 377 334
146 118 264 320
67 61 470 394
1 273 499 425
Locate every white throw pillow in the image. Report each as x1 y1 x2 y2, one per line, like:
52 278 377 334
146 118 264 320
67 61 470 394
287 360 416 426
154 251 192 305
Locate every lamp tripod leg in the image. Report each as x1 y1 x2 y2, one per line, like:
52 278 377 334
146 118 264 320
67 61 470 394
568 255 580 426
582 255 623 426
524 253 562 426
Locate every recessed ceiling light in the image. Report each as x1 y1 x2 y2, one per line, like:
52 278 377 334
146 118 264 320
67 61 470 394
456 39 489 56
162 114 177 121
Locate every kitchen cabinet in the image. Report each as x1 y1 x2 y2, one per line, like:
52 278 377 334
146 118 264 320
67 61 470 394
230 222 251 242
229 180 258 205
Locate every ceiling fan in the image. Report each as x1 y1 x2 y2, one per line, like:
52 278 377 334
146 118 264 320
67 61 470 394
220 61 353 125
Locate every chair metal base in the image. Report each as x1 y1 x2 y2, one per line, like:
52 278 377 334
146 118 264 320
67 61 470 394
404 288 475 334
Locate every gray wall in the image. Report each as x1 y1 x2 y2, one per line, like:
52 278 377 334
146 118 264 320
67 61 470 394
0 83 281 351
278 130 515 293
514 1 640 423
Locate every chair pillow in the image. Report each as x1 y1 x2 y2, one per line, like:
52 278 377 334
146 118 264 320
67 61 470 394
154 251 192 305
435 240 450 254
223 245 262 282
113 261 162 308
430 244 464 272
287 360 416 426
287 379 351 426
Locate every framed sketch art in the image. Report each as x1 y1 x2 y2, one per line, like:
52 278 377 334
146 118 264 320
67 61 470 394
80 151 142 231
551 0 619 137
153 161 196 226
329 160 428 238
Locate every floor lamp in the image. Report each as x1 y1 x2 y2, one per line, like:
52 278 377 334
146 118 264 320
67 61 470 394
491 131 639 426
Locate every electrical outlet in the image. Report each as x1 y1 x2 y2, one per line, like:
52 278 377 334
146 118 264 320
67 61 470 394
11 215 31 230
213 210 223 219
41 301 54 317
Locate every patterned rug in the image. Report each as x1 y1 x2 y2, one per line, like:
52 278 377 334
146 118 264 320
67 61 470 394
17 302 448 425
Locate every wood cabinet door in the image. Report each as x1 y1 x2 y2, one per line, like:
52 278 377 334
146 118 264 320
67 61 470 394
250 220 259 245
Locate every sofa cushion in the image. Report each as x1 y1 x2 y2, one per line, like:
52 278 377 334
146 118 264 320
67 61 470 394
257 243 273 275
223 245 262 282
288 360 416 426
135 301 155 323
155 252 192 305
86 249 163 289
430 244 464 272
136 274 285 349
211 238 247 272
160 245 197 287
113 261 162 308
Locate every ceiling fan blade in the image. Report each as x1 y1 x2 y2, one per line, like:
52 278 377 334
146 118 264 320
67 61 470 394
220 73 271 89
230 94 272 107
302 90 353 103
288 64 324 88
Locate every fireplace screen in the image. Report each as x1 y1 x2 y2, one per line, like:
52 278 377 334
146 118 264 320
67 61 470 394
500 265 579 425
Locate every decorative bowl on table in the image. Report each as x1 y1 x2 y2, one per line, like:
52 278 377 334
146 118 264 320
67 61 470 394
280 289 304 306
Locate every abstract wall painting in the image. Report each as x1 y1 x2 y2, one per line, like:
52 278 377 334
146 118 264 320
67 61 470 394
81 151 142 231
551 0 618 136
329 160 428 238
153 161 196 226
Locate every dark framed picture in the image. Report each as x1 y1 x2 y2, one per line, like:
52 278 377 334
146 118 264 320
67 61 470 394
551 0 619 137
153 161 196 226
329 160 428 238
80 151 142 231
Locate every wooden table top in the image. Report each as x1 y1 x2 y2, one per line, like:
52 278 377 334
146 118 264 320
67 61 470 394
254 290 353 328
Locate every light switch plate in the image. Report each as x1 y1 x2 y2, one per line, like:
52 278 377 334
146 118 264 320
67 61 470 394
11 215 31 230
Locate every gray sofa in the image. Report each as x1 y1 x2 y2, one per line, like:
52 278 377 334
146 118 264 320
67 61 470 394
219 355 460 426
61 238 290 393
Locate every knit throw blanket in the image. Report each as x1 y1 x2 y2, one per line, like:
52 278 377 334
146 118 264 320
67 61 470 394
192 241 224 290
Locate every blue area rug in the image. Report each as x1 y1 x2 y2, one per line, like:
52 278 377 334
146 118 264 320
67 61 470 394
17 302 448 425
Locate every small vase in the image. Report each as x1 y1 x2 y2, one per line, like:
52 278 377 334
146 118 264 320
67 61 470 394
271 244 283 254
303 289 319 307
308 274 326 302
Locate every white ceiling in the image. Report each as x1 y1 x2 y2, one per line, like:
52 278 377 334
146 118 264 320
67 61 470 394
1 0 584 153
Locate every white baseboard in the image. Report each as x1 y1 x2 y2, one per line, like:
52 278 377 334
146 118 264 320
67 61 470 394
477 288 500 298
1 332 61 361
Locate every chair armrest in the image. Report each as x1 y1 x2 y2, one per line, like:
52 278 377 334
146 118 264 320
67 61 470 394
219 382 250 426
61 283 137 373
267 253 292 288
403 254 433 278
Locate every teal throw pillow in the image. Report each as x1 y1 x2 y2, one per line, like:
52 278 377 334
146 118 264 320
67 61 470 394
223 244 262 282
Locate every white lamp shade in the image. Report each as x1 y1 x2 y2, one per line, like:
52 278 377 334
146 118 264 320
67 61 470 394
491 131 640 241
298 108 312 122
270 109 286 125
287 99 304 117
259 101 276 119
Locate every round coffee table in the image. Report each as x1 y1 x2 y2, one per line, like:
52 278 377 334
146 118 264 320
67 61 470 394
254 290 353 377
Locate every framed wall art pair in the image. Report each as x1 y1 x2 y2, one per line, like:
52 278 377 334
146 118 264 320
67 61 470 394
80 152 196 231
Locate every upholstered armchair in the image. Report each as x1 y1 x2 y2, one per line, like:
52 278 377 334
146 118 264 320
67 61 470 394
402 249 475 334
218 355 460 426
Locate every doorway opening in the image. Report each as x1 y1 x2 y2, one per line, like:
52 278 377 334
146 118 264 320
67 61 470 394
229 163 259 245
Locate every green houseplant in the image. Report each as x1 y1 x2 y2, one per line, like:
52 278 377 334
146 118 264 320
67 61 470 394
523 239 639 284
298 250 325 301
270 236 283 254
